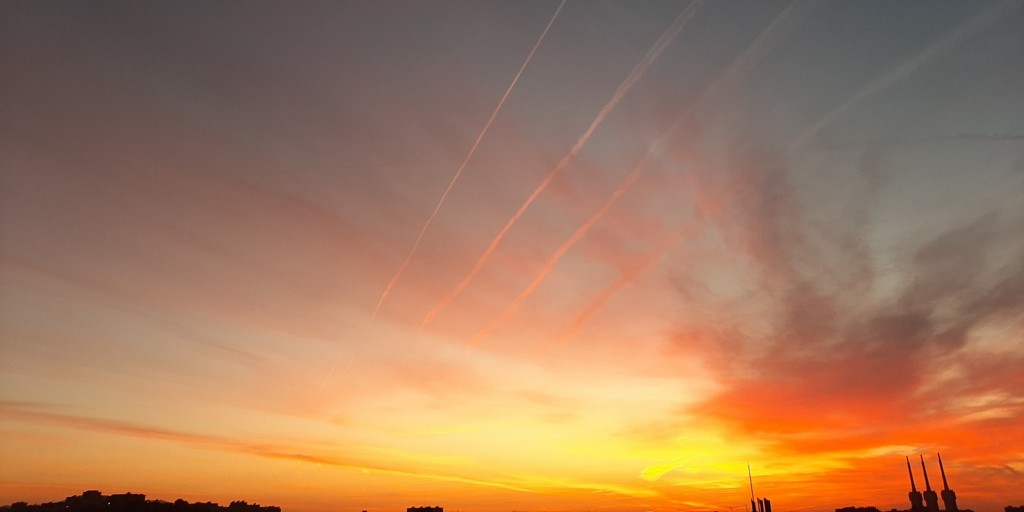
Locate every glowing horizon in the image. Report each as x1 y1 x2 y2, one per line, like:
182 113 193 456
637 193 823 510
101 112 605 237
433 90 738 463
2 1 1023 512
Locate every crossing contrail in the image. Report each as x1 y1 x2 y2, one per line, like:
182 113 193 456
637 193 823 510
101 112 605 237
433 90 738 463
541 0 1020 350
789 0 1020 149
470 0 805 343
369 0 568 320
421 0 706 330
470 152 651 344
548 220 701 351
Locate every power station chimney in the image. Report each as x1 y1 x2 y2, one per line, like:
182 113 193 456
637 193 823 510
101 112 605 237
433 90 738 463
920 455 940 512
937 453 958 512
907 456 924 512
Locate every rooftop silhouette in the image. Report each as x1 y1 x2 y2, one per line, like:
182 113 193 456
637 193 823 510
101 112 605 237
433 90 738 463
1 491 280 512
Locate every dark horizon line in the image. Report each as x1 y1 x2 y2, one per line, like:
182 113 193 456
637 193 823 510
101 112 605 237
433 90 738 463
3 490 1023 512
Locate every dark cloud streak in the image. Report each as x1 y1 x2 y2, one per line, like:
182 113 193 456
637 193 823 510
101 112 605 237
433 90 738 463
669 141 1024 453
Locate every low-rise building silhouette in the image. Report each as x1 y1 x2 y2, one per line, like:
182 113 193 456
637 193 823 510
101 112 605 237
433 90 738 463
836 506 881 512
0 491 279 512
406 507 442 512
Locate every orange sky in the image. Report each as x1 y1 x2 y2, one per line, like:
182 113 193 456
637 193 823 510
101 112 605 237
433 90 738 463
2 1 1023 512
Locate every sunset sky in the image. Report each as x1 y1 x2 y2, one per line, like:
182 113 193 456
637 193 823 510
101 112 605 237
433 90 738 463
2 1 1023 511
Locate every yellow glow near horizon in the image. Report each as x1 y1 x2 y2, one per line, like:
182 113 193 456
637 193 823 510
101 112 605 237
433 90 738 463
3 1 1024 511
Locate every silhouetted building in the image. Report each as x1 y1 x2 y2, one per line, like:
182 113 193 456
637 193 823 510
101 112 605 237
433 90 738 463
836 507 881 512
108 493 147 509
937 453 957 512
407 507 442 512
0 491 279 512
1004 506 1024 512
81 492 103 504
907 456 924 512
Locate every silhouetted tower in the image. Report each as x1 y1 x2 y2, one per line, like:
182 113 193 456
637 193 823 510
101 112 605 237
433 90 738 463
747 464 772 512
938 453 958 512
749 464 757 512
907 456 924 512
920 455 940 512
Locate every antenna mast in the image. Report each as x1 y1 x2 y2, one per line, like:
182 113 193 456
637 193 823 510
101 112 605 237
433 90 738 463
748 463 757 512
748 464 755 500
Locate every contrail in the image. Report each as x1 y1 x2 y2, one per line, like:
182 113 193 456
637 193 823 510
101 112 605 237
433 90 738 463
470 152 651 343
319 354 354 394
687 0 807 112
546 220 701 351
331 356 354 393
369 0 568 320
470 0 804 343
520 0 1018 350
421 0 706 329
789 0 1020 149
538 161 739 352
319 357 342 392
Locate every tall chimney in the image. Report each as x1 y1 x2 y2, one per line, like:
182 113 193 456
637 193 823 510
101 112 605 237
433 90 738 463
937 453 958 512
907 457 924 512
921 455 933 492
938 453 949 491
920 455 940 512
